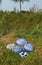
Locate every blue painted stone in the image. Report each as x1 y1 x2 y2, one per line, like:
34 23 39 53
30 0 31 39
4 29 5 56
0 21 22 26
12 46 22 53
16 39 28 46
24 44 35 52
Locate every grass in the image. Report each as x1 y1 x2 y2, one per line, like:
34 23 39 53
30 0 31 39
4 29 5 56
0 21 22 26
0 11 42 65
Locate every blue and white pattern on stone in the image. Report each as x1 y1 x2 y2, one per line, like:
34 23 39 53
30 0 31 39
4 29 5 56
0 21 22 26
24 44 35 52
16 39 28 46
12 46 22 53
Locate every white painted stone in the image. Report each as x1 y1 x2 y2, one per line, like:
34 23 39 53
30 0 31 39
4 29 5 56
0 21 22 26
6 44 15 50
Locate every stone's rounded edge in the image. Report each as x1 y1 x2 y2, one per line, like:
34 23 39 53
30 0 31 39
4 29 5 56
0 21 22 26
16 39 28 46
6 44 15 50
24 44 35 52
